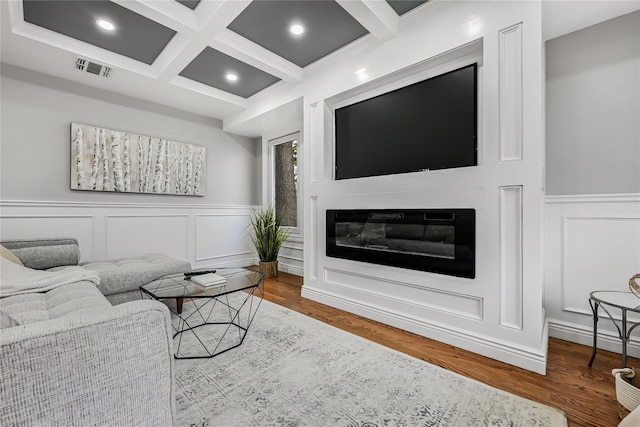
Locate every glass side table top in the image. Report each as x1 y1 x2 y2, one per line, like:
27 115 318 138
141 268 263 300
590 291 640 312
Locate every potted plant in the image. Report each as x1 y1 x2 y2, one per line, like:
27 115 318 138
249 205 290 277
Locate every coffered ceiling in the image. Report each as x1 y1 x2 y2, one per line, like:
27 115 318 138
1 0 427 125
2 1 637 137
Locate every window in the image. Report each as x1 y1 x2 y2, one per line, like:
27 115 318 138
269 133 300 231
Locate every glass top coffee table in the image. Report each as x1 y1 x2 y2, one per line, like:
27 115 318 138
140 268 264 359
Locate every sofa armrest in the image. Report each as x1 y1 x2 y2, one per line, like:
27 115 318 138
0 300 175 426
0 237 80 269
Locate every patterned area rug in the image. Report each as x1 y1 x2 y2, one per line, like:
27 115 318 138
173 297 567 426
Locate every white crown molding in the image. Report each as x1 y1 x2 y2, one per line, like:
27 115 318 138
546 193 640 204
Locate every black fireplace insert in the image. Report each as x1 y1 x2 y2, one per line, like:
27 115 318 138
326 209 475 278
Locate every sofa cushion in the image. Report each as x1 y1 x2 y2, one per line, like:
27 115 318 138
80 254 191 296
0 281 111 325
1 238 80 270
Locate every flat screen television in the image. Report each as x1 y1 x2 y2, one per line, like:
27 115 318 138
334 63 477 180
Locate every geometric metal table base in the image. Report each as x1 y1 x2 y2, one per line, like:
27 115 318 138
140 268 265 359
171 284 264 359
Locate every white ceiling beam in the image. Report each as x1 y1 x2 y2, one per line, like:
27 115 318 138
149 1 254 83
212 29 303 83
111 0 197 34
152 34 206 82
194 0 253 32
170 75 249 108
336 0 399 41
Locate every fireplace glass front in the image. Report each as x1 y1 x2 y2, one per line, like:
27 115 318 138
326 209 475 278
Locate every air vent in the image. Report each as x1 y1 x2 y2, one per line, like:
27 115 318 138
74 56 112 78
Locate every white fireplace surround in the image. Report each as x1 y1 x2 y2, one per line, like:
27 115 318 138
294 1 548 374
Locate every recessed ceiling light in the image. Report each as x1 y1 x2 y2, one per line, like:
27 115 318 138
226 73 238 82
289 24 304 36
96 19 115 31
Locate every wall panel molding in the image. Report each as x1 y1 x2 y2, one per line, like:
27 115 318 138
560 215 640 314
498 22 523 162
324 267 483 320
302 284 547 373
195 212 252 262
0 200 259 269
499 186 523 330
545 194 640 356
0 199 256 210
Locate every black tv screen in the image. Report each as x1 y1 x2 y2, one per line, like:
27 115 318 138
335 63 477 180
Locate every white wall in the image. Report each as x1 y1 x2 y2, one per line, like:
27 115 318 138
227 1 548 373
0 64 260 268
544 12 640 357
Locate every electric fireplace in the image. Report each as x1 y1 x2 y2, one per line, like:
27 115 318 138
326 209 475 278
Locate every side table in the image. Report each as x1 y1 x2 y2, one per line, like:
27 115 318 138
588 291 640 368
140 267 264 359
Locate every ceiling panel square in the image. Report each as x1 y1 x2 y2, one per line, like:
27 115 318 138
227 0 369 68
387 1 429 16
22 0 176 66
179 47 281 99
176 1 201 11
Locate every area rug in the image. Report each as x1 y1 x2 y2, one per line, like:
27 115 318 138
173 297 567 426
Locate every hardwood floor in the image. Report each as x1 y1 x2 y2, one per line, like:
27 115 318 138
260 271 637 427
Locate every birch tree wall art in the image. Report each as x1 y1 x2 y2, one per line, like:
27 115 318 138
70 123 206 196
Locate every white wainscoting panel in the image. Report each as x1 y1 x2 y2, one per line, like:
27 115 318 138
308 195 319 280
545 194 640 356
0 215 94 261
0 201 259 270
324 268 483 320
106 214 189 260
279 237 304 276
561 216 640 315
498 23 523 162
500 186 523 330
195 213 252 264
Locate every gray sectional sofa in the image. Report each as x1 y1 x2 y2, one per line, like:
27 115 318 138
0 237 193 426
2 237 192 304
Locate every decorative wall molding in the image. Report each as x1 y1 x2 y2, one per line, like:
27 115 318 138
324 268 483 320
302 284 547 374
546 193 640 204
499 186 523 330
307 196 319 280
0 199 256 210
498 22 523 162
545 193 640 357
0 199 258 269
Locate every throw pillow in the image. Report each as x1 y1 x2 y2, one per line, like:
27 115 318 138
0 311 20 329
0 244 23 266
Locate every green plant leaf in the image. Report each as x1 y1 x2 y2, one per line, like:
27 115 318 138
249 205 291 262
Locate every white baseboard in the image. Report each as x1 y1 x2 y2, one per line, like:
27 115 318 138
302 285 548 374
548 319 640 359
278 262 304 277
